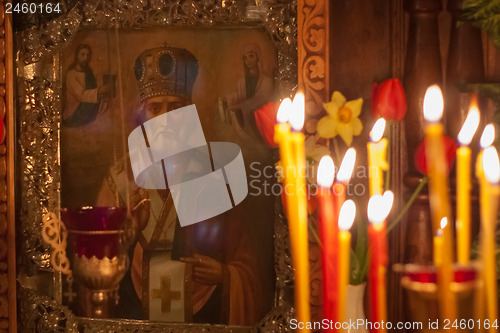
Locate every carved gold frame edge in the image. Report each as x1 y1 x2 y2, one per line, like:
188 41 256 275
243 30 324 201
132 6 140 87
14 1 297 332
3 0 16 332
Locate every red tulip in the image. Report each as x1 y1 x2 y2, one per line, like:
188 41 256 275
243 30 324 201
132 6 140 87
414 135 458 175
254 101 278 148
371 78 407 121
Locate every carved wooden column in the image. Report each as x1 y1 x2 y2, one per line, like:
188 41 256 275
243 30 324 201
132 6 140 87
402 1 443 331
298 0 331 133
445 0 485 141
402 3 443 331
1 1 16 332
404 0 443 172
403 0 443 265
298 0 331 322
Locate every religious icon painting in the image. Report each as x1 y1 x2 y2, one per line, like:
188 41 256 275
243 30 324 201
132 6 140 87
60 28 277 325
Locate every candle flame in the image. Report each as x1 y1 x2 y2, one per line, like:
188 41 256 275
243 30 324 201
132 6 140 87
339 200 356 230
480 123 495 148
317 155 335 188
440 217 447 230
367 190 394 224
483 146 500 183
370 118 386 142
423 85 444 122
290 93 305 131
383 190 395 211
337 148 356 183
276 98 292 124
457 107 480 145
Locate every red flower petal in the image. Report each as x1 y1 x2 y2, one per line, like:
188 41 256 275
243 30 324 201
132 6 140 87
371 78 407 121
254 101 278 148
414 135 458 175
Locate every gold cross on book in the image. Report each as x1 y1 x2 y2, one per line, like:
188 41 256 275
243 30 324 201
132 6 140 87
151 275 181 313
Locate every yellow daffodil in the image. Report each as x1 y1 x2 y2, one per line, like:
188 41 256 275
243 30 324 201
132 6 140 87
317 91 363 146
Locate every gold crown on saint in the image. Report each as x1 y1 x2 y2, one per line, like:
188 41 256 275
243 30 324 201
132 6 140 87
134 46 198 102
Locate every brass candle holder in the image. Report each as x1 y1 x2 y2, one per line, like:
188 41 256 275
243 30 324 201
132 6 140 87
398 263 480 333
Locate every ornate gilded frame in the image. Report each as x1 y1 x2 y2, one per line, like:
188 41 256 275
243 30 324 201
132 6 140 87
2 1 16 333
4 0 332 332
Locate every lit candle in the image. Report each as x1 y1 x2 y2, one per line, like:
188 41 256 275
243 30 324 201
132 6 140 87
316 155 338 328
476 124 495 188
367 191 394 333
329 148 355 330
335 148 356 218
289 93 311 329
274 95 310 330
422 85 453 238
433 227 443 267
367 118 388 196
474 124 494 322
456 106 480 264
481 146 499 332
423 85 457 324
274 98 297 230
274 98 293 176
436 217 456 325
338 200 356 327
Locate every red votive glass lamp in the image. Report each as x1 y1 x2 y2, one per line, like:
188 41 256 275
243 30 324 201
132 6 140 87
60 206 134 318
61 206 128 259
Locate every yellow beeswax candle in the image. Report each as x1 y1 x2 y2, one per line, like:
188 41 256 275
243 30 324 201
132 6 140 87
436 218 456 324
368 118 388 196
422 86 453 237
480 146 499 333
274 99 296 223
456 107 479 264
422 85 456 324
289 93 311 330
338 200 356 326
274 95 310 331
434 228 443 267
274 98 293 177
474 124 495 322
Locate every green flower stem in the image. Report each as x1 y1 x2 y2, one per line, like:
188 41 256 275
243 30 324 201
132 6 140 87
386 175 428 233
309 222 322 247
358 252 370 285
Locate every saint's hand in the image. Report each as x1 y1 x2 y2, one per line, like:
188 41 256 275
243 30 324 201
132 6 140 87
98 84 111 97
180 253 223 285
